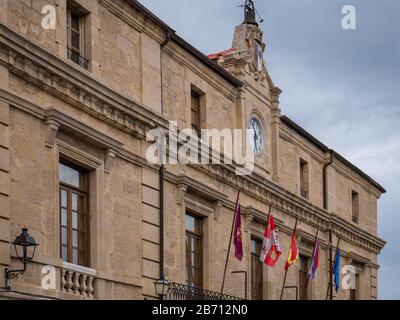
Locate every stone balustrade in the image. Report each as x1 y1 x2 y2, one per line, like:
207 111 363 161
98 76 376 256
60 262 96 299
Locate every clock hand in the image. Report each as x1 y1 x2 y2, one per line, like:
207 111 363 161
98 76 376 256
251 125 258 151
251 122 259 140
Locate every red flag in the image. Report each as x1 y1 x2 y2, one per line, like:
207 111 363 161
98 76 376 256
260 214 282 267
233 204 243 261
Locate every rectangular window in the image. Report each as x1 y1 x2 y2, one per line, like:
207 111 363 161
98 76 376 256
352 191 359 224
299 255 309 300
251 238 263 300
185 213 202 288
300 159 309 199
67 3 89 69
59 160 89 267
191 89 201 134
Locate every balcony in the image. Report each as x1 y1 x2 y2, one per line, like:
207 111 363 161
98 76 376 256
67 48 89 70
165 282 244 301
60 262 96 299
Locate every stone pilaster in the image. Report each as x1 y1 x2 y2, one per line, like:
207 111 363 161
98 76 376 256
55 0 67 59
84 0 101 77
0 0 7 25
271 87 282 184
0 63 10 286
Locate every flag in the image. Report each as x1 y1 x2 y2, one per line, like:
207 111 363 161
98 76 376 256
233 204 243 261
284 231 299 270
333 248 341 292
308 238 320 280
260 214 281 267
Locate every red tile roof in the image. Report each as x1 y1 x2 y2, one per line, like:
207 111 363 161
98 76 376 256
207 48 237 60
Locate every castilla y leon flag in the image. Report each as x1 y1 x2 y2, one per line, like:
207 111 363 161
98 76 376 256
284 231 299 270
233 204 243 261
260 214 282 267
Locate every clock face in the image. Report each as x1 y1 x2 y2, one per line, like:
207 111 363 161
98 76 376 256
248 117 264 156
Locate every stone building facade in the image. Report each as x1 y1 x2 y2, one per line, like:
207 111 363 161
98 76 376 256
0 0 386 300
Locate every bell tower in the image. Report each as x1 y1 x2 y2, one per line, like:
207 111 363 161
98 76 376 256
244 0 258 26
230 0 266 80
208 0 273 85
208 0 282 183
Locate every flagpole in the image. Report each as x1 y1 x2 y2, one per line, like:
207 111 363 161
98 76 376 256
280 218 298 300
305 229 319 298
251 205 272 299
325 237 341 300
279 269 289 300
220 190 241 295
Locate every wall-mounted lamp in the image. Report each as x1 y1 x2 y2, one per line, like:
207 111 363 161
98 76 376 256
4 228 38 290
154 276 170 300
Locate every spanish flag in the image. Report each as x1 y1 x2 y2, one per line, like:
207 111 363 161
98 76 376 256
284 232 299 270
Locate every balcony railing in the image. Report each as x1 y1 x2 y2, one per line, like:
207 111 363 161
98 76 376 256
166 282 244 301
60 262 96 299
67 48 89 70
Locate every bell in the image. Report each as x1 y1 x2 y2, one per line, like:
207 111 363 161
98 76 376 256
244 0 258 25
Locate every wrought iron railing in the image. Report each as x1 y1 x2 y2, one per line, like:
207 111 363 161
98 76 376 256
166 282 244 300
67 48 89 70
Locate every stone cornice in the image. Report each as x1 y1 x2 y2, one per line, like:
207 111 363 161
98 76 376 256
164 172 228 204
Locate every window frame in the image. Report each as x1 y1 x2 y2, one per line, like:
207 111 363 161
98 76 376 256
298 254 309 300
190 90 202 135
67 6 85 57
251 237 263 300
299 158 309 199
350 273 360 300
66 2 90 70
59 159 90 267
185 213 203 289
352 190 360 224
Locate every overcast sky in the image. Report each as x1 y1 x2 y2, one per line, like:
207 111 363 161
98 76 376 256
138 0 400 299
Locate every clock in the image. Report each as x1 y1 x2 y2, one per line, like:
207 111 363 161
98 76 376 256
248 117 264 156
